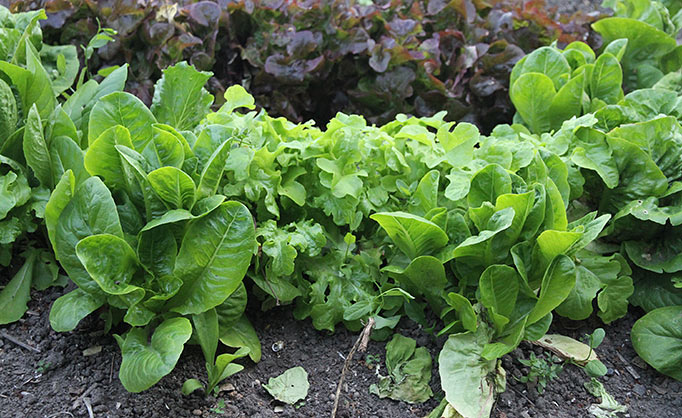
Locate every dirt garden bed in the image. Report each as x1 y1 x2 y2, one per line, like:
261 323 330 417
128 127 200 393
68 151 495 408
1 284 680 418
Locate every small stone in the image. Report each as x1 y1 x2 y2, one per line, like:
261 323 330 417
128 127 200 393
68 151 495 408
192 409 203 416
272 340 285 352
274 406 285 413
633 384 646 396
219 383 235 393
21 392 36 404
68 386 84 396
535 398 548 410
653 385 668 395
499 392 513 408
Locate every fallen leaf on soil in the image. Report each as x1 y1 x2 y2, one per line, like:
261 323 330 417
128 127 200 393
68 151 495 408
82 346 102 356
263 366 309 404
584 379 627 417
532 334 598 365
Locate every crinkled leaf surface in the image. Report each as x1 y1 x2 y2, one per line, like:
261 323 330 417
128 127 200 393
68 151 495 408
151 62 213 131
169 201 255 315
371 211 448 259
88 92 156 151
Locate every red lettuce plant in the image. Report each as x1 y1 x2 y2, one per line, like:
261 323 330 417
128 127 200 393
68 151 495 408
8 0 600 131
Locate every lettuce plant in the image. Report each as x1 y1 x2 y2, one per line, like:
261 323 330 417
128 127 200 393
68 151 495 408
41 62 259 392
507 25 682 386
510 41 625 133
594 0 682 89
7 0 596 131
0 6 103 324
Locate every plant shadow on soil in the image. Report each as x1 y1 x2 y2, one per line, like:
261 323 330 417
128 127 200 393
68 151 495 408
0 286 680 418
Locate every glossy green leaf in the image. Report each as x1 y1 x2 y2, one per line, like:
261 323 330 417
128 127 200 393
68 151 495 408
45 170 75 259
142 125 185 169
54 177 123 293
527 255 577 325
192 308 219 364
445 292 477 332
479 264 519 329
511 72 556 134
549 75 585 131
603 38 628 61
137 227 177 278
151 62 213 131
0 251 35 324
631 306 682 381
49 288 104 332
468 164 512 208
0 42 56 119
409 170 440 216
169 202 255 315
116 317 192 392
215 283 247 330
23 104 54 188
211 347 249 389
0 78 18 149
75 234 141 296
181 379 204 395
452 207 515 264
196 139 231 201
630 270 682 312
593 18 676 61
383 256 447 309
220 314 261 363
88 92 156 151
601 136 668 212
370 211 448 259
84 125 134 189
590 53 623 104
148 166 196 209
49 135 87 185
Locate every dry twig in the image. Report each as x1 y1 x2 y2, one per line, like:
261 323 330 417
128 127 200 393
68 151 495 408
72 383 98 410
331 317 375 418
0 331 41 353
83 397 94 418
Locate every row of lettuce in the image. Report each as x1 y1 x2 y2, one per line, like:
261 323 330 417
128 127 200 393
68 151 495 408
0 1 681 417
6 0 598 132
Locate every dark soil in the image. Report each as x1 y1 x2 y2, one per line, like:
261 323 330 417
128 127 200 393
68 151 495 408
1 283 681 418
494 311 682 418
0 286 440 418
